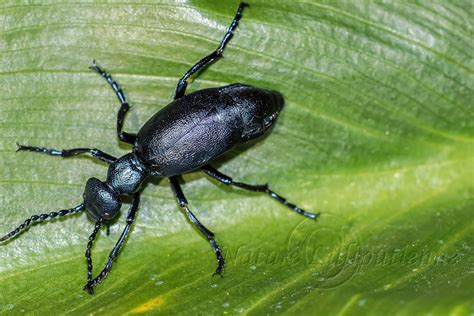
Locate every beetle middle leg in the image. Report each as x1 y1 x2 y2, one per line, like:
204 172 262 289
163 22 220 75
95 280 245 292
174 2 249 99
16 143 117 164
89 61 137 144
202 165 320 219
169 176 225 275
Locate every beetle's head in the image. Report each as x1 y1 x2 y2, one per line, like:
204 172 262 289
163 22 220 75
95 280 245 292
240 88 284 141
83 177 122 221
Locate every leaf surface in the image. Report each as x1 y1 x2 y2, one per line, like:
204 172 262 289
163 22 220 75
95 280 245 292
0 1 473 314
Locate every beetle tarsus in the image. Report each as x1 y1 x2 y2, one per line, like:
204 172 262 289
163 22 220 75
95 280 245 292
83 282 94 295
201 165 320 219
89 60 137 145
15 143 117 164
169 176 227 276
174 1 249 99
212 239 226 277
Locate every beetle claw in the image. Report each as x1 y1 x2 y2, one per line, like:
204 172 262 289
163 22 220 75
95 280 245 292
83 282 94 295
212 270 224 278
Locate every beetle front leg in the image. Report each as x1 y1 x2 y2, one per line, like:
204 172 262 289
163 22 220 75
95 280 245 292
168 176 225 275
174 2 249 99
202 165 320 219
16 143 117 164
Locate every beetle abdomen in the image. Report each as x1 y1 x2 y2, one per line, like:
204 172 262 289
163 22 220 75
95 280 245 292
134 84 283 176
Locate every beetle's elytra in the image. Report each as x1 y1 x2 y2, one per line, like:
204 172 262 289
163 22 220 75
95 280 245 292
1 2 319 294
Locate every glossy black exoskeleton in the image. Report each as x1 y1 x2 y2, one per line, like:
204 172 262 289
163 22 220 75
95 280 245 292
1 2 319 294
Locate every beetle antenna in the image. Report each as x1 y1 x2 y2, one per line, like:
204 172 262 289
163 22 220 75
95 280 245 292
0 204 84 242
84 216 104 295
83 192 140 294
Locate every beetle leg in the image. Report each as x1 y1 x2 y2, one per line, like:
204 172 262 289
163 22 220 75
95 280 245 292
174 2 249 99
89 60 137 144
202 165 320 220
16 143 117 164
168 176 225 276
83 192 141 294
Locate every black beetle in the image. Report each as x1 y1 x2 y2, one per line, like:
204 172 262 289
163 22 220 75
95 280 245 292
1 2 318 294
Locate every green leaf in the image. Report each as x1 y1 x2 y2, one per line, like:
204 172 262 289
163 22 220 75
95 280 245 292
1 1 472 314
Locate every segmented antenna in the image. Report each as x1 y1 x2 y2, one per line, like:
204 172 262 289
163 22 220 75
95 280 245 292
83 192 140 294
84 216 104 295
0 204 84 242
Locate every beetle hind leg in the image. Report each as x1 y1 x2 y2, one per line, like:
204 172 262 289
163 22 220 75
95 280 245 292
202 165 320 220
174 2 249 99
89 60 137 144
169 176 225 275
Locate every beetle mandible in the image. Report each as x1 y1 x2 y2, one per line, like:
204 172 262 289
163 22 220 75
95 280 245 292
1 2 319 294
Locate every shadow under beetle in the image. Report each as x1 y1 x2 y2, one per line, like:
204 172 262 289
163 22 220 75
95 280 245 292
1 2 319 294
